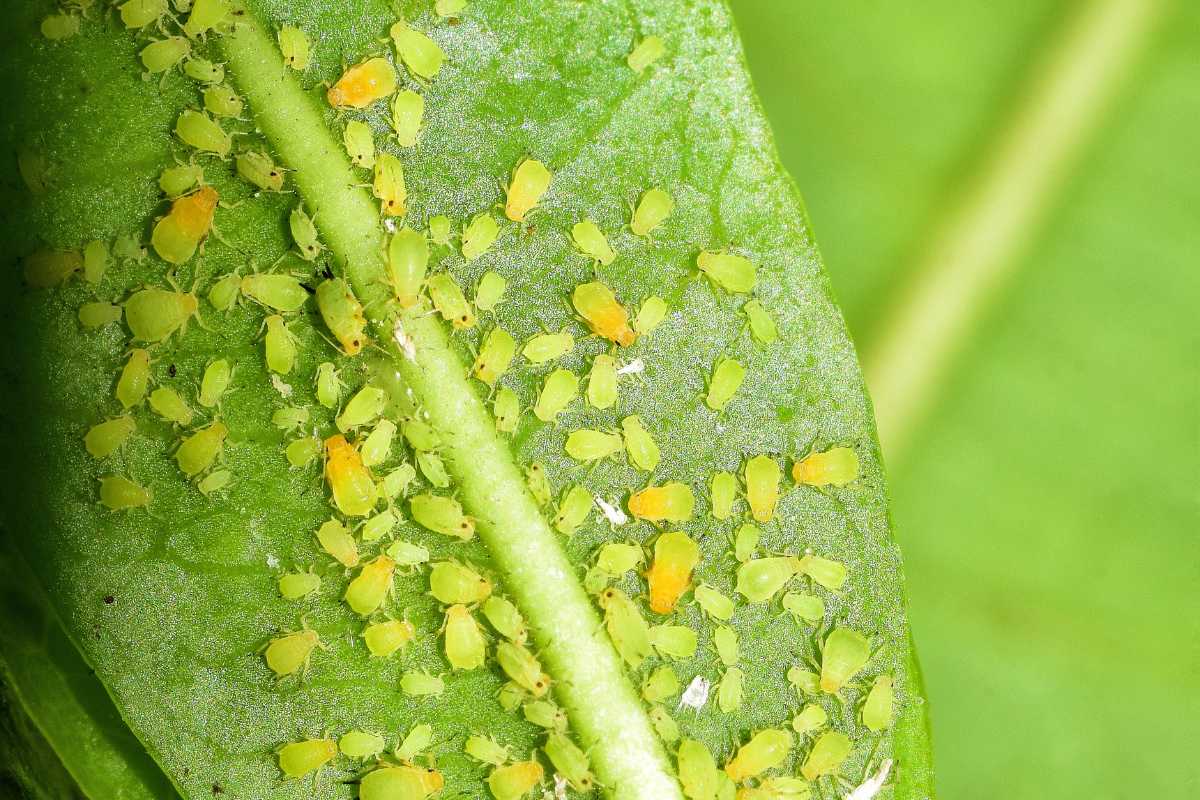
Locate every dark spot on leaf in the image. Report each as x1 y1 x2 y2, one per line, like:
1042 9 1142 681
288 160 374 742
103 594 115 604
168 364 177 377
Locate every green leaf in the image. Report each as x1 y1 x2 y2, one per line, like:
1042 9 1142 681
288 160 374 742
0 1 931 798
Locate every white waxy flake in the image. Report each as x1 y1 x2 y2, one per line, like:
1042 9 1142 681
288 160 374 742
270 374 293 397
393 319 417 361
846 759 893 800
616 358 644 376
678 675 710 710
595 496 627 526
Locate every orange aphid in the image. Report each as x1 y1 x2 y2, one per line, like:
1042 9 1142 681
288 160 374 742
645 531 699 614
572 281 637 347
324 434 377 517
151 185 218 264
628 482 695 523
326 57 397 109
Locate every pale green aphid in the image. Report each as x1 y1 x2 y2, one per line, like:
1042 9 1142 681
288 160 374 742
82 240 108 285
17 147 48 195
628 35 665 72
175 109 230 156
793 446 859 487
412 494 476 539
277 25 310 70
317 278 368 355
523 329 573 364
314 362 340 409
736 556 801 603
390 19 445 80
599 587 653 668
236 150 284 192
444 603 487 671
175 421 226 477
697 251 757 294
473 271 506 312
40 13 80 40
677 739 719 800
734 523 760 562
264 315 297 374
85 417 136 459
429 560 491 604
361 510 397 542
198 359 231 407
336 385 386 432
717 666 744 713
461 212 499 261
417 450 450 488
533 368 578 422
428 214 453 246
862 674 894 731
23 250 82 288
493 387 520 433
140 36 190 73
496 641 550 697
693 584 735 621
792 703 828 736
99 475 151 510
391 89 424 147
705 358 745 412
713 625 739 667
380 464 416 500
400 670 445 697
819 627 870 694
198 469 233 496
642 665 679 703
207 273 240 311
159 162 203 198
650 705 680 744
587 354 618 409
428 273 476 329
544 733 594 792
112 233 147 262
473 327 516 387
403 418 441 451
782 592 824 623
523 699 567 732
373 152 407 216
505 158 552 222
286 437 321 467
490 760 545 799
743 299 778 344
339 730 385 760
271 406 309 432
183 57 224 84
360 420 396 468
799 731 851 781
345 554 394 615
464 734 509 766
435 0 467 17
596 542 643 576
79 302 122 329
564 429 623 462
363 619 414 657
387 227 429 308
263 628 320 677
725 729 792 782
203 85 243 118
709 471 737 520
525 462 551 506
634 295 668 335
316 518 359 567
241 272 307 312
124 287 200 343
290 203 322 260
744 454 781 523
583 566 609 595
481 595 526 643
497 682 525 712
649 625 698 660
739 777 810 800
571 219 615 265
797 554 848 591
360 765 444 800
118 0 167 30
396 724 434 761
116 349 152 409
278 570 321 600
631 187 673 236
277 738 335 778
787 666 820 696
621 415 660 471
149 387 193 426
181 0 230 38
553 485 592 535
342 120 376 169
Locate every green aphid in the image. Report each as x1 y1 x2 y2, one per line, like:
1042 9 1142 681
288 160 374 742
359 765 444 800
361 509 397 542
197 469 233 496
724 728 792 782
649 624 697 660
717 666 744 713
175 421 226 477
523 329 573 364
631 187 673 236
464 734 509 766
796 554 847 591
525 462 551 506
693 584 735 621
553 485 592 536
819 627 870 694
417 450 450 488
596 542 643 576
861 674 894 732
713 626 739 667
277 738 335 779
791 703 827 736
373 153 407 216
363 619 414 657
400 670 445 697
396 724 434 761
263 628 320 677
361 420 397 467
85 417 135 459
314 362 341 409
175 110 230 156
564 429 623 462
203 85 243 118
263 315 297 374
125 286 200 343
374 514 412 546
78 302 122 329
599 587 653 668
316 278 367 355
207 273 240 311
115 349 152 409
435 0 467 17
286 436 321 467
781 592 824 624
488 761 545 800
290 204 322 261
17 147 48 195
504 158 552 222
140 36 190 74
586 354 618 409
391 89 424 147
642 665 679 703
733 523 760 562
277 25 311 71
571 219 615 264
277 570 320 600
739 777 810 800
735 556 801 603
743 299 778 344
497 681 526 712
428 214 453 246
41 12 80 40
411 494 475 540
523 700 567 732
183 57 224 84
23 249 81 288
481 595 526 643
271 406 309 432
787 666 820 696
628 35 666 72
316 518 358 567
99 475 151 510
473 327 516 386
336 385 386 432
444 603 486 671
744 454 781 523
118 0 167 30
461 212 499 261
339 730 385 760
677 739 719 800
380 464 417 500
159 163 203 198
342 119 376 169
709 471 737 520
621 415 660 471
717 773 737 800
428 272 476 329
236 150 284 192
705 358 745 412
82 240 108 285
634 295 668 335
697 251 757 294
429 560 491 604
793 446 859 488
112 233 147 263
543 733 594 792
493 387 520 433
474 271 506 313
387 227 429 308
181 0 230 38
496 641 550 697
149 387 193 426
533 369 578 422
649 705 680 744
402 418 441 451
195 359 231 409
389 19 445 80
241 272 306 312
799 731 851 781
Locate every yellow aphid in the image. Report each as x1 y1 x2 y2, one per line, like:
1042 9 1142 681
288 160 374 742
124 286 200 343
175 421 226 477
389 20 445 80
443 603 486 671
631 187 673 236
793 447 859 487
98 475 151 510
316 518 358 567
744 455 780 523
645 531 699 614
572 281 637 346
391 89 424 147
363 618 415 657
487 759 544 800
628 482 694 522
278 738 336 779
264 629 319 677
85 417 136 458
725 729 793 782
799 732 851 781
373 152 407 216
697 251 757 294
505 158 551 222
315 278 367 355
571 220 615 265
326 57 396 109
324 434 376 517
628 35 666 72
115 349 152 409
150 185 218 266
344 556 395 616
360 764 443 800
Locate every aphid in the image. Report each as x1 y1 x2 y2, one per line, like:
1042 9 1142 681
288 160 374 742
400 670 446 697
497 682 525 712
80 239 108 286
278 25 311 70
634 295 668 335
195 359 231 409
85 417 136 459
796 554 847 591
411 494 475 540
327 57 397 109
316 278 367 355
737 777 810 800
435 0 467 17
781 592 824 623
522 329 573 364
571 220 615 265
595 542 643 576
112 233 147 262
41 13 80 40
339 730 385 760
744 455 780 523
429 560 491 604
360 764 443 800
693 584 734 621
733 523 760 563
645 530 699 613
474 271 506 313
428 273 476 328
679 675 711 710
735 556 801 603
494 387 520 433
125 285 201 342
628 482 695 523
496 641 550 697
713 626 739 666
642 665 680 703
791 703 828 736
403 418 441 450
277 738 335 778
207 273 240 311
140 36 190 73
287 437 322 468
264 315 297 374
197 469 233 495
336 385 385 432
677 739 719 800
264 629 320 677
621 415 660 471
181 0 230 38
98 475 151 510
819 627 870 694
649 624 697 659
360 420 397 467
742 299 778 345
361 509 397 541
861 674 894 732
787 666 820 696
724 729 792 782
204 85 244 119
17 147 48 195
23 250 81 288
444 603 487 670
631 187 673 236
417 451 450 488
706 359 745 412
481 595 526 643
461 212 499 261
793 447 859 487
473 327 516 387
586 354 618 409
564 429 623 462
272 406 309 432
428 215 453 246
488 760 544 800
707 472 737 520
533 369 578 422
363 618 415 657
311 362 339 409
465 735 510 766
344 556 395 616
386 227 429 308
717 667 744 713
389 20 445 80
544 733 593 792
174 110 230 157
115 349 152 409
290 204 323 260
799 732 851 781
149 387 193 426
159 162 203 198
342 120 376 170
628 35 665 72
525 462 551 506
380 464 417 500
650 705 681 744
277 570 320 600
324 435 377 517
236 149 285 191
391 89 424 147
599 587 653 667
182 57 224 84
553 485 592 536
118 0 167 29
78 302 122 329
573 281 637 346
505 159 551 222
373 152 407 216
176 421 226 477
697 251 757 294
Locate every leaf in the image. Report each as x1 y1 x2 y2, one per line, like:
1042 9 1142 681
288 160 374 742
0 1 932 799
